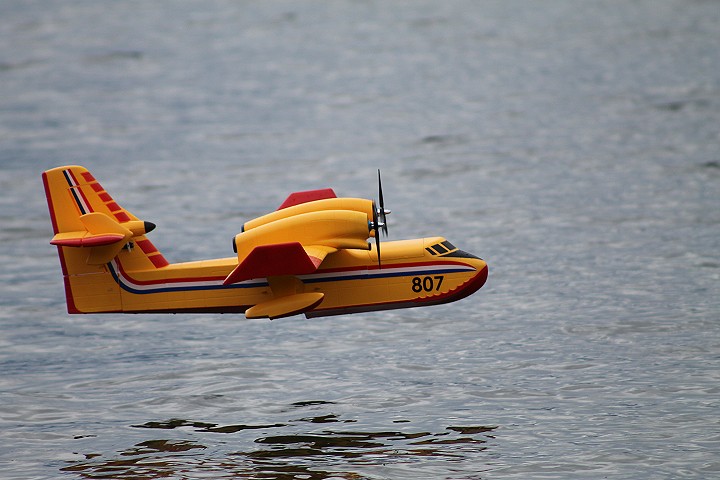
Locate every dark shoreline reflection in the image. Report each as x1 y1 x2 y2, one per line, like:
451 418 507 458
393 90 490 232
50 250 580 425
63 411 496 479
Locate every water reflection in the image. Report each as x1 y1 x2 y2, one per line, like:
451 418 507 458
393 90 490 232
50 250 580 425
123 439 207 455
62 408 497 479
133 418 288 433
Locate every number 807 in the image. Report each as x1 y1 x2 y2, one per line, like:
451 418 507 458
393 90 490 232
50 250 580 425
411 276 444 293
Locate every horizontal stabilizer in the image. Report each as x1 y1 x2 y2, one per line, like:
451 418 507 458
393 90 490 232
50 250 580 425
223 242 335 285
277 188 337 210
245 292 325 319
47 212 157 265
51 233 126 247
49 212 133 246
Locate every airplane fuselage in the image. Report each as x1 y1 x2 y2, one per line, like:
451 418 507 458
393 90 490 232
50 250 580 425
67 237 487 317
45 165 487 319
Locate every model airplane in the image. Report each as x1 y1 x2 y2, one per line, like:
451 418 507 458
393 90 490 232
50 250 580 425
43 166 487 319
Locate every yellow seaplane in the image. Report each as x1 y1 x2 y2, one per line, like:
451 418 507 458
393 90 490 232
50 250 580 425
43 166 488 319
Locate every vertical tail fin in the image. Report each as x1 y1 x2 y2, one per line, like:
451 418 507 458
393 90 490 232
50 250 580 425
42 166 168 313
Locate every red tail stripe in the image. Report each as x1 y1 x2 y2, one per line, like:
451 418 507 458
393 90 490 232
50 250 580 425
137 239 157 254
135 240 169 268
148 254 170 268
114 212 131 222
63 275 80 314
67 169 81 186
81 172 96 182
42 172 60 235
76 186 94 213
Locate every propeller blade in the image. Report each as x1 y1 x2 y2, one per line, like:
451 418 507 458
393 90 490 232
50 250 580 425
377 169 389 235
372 200 381 268
375 230 381 268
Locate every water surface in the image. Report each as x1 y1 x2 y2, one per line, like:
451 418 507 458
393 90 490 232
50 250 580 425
1 1 719 478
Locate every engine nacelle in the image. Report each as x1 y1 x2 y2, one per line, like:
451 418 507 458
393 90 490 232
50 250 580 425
242 198 375 233
232 209 371 262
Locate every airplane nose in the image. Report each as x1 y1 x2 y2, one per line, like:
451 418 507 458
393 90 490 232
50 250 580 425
467 260 488 296
440 258 487 305
464 255 488 290
476 262 488 286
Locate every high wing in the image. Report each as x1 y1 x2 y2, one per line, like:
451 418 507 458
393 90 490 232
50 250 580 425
222 206 375 319
223 243 337 285
224 209 371 284
223 242 336 319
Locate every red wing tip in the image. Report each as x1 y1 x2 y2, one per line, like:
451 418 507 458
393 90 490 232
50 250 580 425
277 188 337 210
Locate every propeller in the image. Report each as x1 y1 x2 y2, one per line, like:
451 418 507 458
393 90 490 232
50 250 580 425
377 169 390 235
370 169 390 268
372 201 381 267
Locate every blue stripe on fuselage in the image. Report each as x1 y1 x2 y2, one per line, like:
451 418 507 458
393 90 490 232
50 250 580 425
107 262 474 295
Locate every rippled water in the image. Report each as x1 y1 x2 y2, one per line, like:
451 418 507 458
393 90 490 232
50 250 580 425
1 1 719 478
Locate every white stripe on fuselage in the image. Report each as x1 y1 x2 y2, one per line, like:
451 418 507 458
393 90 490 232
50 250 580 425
109 260 475 295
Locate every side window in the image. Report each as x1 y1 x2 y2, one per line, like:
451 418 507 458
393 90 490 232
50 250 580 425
426 241 457 256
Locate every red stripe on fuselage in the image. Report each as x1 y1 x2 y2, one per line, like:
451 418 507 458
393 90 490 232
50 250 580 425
111 257 475 289
113 260 227 286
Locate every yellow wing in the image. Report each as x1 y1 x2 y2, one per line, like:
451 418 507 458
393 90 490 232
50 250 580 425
224 209 371 285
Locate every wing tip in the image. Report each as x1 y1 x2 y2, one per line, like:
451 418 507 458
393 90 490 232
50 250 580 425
277 188 337 210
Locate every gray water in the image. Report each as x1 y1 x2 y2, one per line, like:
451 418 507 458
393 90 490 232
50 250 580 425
1 1 719 478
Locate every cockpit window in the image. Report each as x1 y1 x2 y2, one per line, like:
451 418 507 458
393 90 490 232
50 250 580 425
425 241 458 256
440 241 455 251
434 243 449 254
